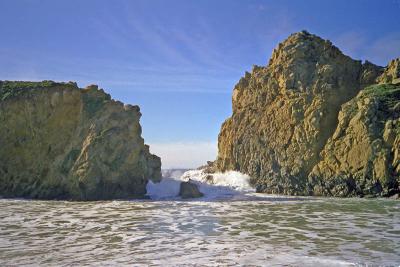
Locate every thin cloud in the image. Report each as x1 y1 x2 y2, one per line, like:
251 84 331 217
369 33 400 65
334 31 367 59
2 1 298 94
333 31 400 66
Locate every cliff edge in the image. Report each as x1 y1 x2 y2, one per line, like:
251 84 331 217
0 81 161 200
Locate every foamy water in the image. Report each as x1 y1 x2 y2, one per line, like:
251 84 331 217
147 169 255 200
181 169 254 192
1 170 400 266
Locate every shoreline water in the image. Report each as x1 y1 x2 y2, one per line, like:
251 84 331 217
1 196 399 266
1 171 399 266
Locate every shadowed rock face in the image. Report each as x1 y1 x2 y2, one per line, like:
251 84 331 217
0 81 161 200
179 181 204 199
216 31 399 197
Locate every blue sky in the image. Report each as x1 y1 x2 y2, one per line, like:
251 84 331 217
1 0 399 168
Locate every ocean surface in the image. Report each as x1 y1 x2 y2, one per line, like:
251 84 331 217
1 170 399 266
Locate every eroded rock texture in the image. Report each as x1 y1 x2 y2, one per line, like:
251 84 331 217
0 81 161 200
216 31 399 197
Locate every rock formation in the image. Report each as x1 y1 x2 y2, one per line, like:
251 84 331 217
0 81 161 200
216 31 400 197
309 83 400 197
179 181 204 199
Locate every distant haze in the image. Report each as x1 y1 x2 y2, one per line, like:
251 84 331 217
149 142 217 169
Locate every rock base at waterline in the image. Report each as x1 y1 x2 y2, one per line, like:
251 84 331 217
179 181 204 199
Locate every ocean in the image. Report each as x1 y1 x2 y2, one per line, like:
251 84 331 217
1 170 399 266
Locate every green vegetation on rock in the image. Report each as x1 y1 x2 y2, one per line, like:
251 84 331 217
363 83 400 108
0 80 77 101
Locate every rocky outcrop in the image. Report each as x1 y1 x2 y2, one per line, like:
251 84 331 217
179 181 204 199
309 83 400 196
0 81 161 200
216 31 399 197
377 58 400 84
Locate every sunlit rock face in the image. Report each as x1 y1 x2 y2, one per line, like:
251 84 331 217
216 31 399 197
0 81 161 200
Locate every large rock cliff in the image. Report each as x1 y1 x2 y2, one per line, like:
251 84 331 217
216 31 400 197
0 81 161 200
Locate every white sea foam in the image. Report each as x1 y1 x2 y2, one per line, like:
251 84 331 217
147 169 255 200
161 169 188 179
1 198 399 266
146 178 181 200
146 169 188 200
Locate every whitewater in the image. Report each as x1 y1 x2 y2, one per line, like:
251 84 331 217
146 169 255 200
1 169 399 266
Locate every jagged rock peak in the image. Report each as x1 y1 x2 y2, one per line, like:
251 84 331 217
378 57 400 84
216 31 399 197
230 31 376 114
267 31 384 87
268 30 344 67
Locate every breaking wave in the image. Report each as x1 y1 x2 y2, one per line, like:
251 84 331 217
146 169 255 200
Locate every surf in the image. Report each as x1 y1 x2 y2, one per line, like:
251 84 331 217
146 169 255 200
